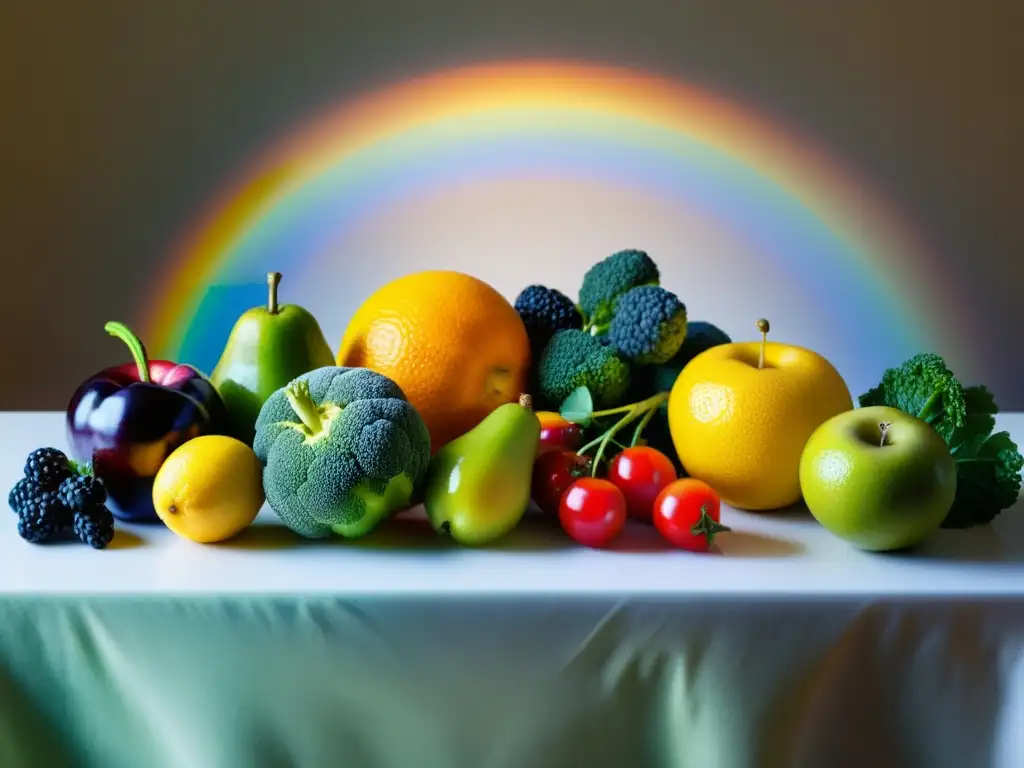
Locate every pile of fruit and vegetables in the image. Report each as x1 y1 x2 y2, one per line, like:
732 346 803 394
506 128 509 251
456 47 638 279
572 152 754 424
7 256 1022 555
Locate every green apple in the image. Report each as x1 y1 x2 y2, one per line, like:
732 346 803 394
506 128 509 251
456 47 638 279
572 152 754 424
798 405 957 552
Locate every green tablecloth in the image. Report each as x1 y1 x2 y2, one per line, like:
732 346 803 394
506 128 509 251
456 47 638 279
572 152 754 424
4 596 1023 768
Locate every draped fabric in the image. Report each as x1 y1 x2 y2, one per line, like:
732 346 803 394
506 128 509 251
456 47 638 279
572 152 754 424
1 596 1022 768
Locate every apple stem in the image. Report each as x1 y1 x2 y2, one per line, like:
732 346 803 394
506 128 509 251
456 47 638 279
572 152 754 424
104 321 152 383
878 421 892 447
267 271 282 314
756 318 770 369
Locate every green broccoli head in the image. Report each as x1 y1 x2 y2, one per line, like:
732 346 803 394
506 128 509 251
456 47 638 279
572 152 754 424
578 249 659 330
607 285 688 365
858 352 967 441
537 329 631 410
253 366 431 539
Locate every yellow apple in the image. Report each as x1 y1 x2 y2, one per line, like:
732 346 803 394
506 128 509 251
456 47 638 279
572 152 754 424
667 319 854 510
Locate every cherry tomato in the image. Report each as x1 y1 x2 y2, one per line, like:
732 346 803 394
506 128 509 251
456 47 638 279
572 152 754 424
652 478 731 552
559 478 627 548
531 450 591 515
536 412 584 455
607 446 679 520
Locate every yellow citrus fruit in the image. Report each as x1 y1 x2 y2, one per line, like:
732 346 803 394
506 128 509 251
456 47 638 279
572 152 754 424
152 435 265 543
667 339 853 511
337 270 531 452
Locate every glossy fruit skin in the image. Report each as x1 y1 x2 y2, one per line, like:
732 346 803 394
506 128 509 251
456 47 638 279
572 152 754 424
607 446 678 520
559 478 627 548
423 398 541 546
799 405 957 552
668 340 853 511
536 412 584 455
66 361 229 523
653 478 727 552
211 301 335 447
531 450 590 515
336 270 532 453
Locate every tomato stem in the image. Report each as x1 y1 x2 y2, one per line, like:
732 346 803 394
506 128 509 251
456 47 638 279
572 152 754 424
577 391 669 477
691 503 731 546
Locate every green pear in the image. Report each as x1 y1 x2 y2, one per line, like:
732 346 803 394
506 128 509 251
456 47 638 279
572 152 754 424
211 272 335 446
423 394 541 545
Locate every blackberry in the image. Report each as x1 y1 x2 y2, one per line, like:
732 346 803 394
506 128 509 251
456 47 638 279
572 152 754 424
17 490 72 544
58 474 107 512
24 447 72 489
73 504 116 550
8 477 42 514
514 285 583 350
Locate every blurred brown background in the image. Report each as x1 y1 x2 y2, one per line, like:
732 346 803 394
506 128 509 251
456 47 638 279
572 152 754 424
1 1 1021 409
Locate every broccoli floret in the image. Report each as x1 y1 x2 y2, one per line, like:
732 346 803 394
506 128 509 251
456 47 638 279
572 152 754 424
537 329 630 410
858 353 967 442
859 354 1024 529
607 285 688 365
578 249 659 331
253 366 431 539
514 285 583 351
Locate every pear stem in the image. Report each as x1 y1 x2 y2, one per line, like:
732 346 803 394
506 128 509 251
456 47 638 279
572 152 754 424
267 272 282 314
878 421 892 447
518 393 533 411
756 318 770 370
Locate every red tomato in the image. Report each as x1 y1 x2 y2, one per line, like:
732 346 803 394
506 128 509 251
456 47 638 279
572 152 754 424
559 478 627 548
652 478 731 552
607 446 679 520
536 412 584 455
531 450 591 515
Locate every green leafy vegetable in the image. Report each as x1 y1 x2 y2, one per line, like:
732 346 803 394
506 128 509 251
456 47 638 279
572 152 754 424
858 353 967 442
859 357 1023 528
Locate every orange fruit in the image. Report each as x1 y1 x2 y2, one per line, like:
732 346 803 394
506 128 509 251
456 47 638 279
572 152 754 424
337 270 531 452
667 338 853 511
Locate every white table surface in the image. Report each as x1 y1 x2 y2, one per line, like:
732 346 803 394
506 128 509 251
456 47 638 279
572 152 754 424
1 412 1022 598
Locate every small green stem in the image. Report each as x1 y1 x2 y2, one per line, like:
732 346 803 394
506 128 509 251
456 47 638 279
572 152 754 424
631 406 659 447
916 391 942 423
692 504 731 546
286 380 326 436
592 391 668 419
576 391 670 477
104 321 151 383
590 408 639 477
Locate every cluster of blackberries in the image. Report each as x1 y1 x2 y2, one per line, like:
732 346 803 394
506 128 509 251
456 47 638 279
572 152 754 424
7 447 115 549
514 285 583 352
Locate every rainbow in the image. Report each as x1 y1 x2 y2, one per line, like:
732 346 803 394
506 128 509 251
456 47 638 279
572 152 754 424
141 59 971 384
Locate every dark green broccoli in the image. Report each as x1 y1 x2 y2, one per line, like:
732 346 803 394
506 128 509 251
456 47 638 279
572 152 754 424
607 285 688 365
253 366 431 539
858 353 967 442
859 354 1023 529
537 329 630 410
578 249 659 332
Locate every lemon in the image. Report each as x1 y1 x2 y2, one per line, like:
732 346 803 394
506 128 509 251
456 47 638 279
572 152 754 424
152 435 265 543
